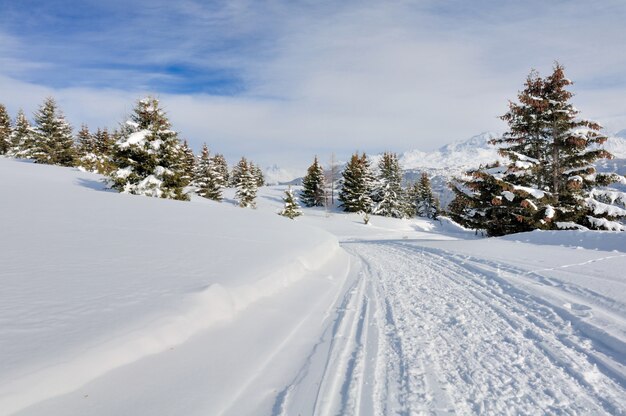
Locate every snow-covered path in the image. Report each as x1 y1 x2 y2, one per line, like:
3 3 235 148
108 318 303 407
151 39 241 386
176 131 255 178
279 240 626 415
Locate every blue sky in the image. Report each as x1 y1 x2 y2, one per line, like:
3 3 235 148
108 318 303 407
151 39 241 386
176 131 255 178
1 0 626 170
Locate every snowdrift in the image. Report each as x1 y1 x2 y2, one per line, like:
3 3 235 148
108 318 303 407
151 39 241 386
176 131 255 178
0 158 349 415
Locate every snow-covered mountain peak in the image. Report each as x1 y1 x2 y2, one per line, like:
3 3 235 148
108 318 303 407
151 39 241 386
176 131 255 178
400 131 502 170
438 131 499 155
603 134 626 159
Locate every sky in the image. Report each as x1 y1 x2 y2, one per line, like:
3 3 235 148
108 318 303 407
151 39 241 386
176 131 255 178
1 0 626 172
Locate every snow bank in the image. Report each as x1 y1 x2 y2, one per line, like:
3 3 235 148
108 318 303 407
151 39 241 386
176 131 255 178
0 158 348 415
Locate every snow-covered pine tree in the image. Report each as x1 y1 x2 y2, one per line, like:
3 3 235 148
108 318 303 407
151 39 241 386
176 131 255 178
32 97 77 166
76 125 98 172
0 104 11 155
279 187 303 219
416 172 439 219
300 156 326 207
181 140 196 187
109 97 189 201
8 110 35 158
212 153 229 187
448 163 536 236
372 152 405 218
338 152 374 213
494 63 625 230
92 128 115 175
253 164 265 187
195 143 223 201
404 181 419 217
234 157 258 208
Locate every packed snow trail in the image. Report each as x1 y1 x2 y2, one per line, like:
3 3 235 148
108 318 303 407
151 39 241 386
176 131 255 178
278 240 626 415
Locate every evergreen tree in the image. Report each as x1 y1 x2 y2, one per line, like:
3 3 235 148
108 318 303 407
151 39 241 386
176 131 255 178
415 172 440 219
32 97 77 166
92 128 115 175
372 152 406 218
195 143 223 201
494 63 624 230
339 152 374 213
0 104 11 155
109 97 189 201
450 63 625 234
253 164 265 187
212 153 229 187
234 157 258 208
76 125 98 171
300 156 326 207
448 163 536 236
181 140 196 187
8 110 35 158
404 181 419 217
279 187 303 219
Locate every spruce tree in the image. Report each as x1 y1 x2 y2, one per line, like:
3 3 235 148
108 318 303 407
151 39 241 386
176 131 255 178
110 97 189 200
92 128 115 175
300 156 326 207
76 125 98 171
339 152 374 213
181 140 196 187
234 157 258 208
195 143 223 201
448 163 535 236
494 63 624 230
0 104 11 155
253 164 265 187
372 152 405 218
279 187 303 219
8 110 35 158
212 153 229 187
404 182 419 217
32 97 77 166
416 172 439 219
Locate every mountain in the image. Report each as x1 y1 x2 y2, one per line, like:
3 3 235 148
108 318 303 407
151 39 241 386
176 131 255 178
400 131 626 208
263 164 303 185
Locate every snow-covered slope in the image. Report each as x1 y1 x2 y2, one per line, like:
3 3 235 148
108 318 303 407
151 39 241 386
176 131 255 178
2 159 625 415
0 158 350 415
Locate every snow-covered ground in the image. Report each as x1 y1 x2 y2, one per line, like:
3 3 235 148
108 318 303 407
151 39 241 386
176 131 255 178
1 158 625 415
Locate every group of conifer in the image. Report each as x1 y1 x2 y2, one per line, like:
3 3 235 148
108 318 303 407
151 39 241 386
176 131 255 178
297 151 438 220
1 96 264 207
449 63 626 235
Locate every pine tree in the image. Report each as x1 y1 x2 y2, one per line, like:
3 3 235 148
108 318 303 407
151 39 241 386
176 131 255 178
32 97 77 166
195 143 223 201
448 163 536 236
110 97 189 201
253 164 265 187
0 104 11 155
76 125 98 171
8 110 35 158
339 152 374 213
300 156 326 207
372 152 406 218
279 187 303 219
404 182 419 217
494 63 624 230
181 140 196 187
416 172 439 219
92 128 115 175
234 157 257 208
212 153 229 187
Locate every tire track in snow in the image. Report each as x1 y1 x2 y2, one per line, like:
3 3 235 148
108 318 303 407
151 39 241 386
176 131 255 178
277 240 625 415
372 241 625 415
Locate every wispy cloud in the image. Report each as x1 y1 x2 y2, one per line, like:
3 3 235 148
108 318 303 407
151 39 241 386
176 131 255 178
1 0 626 170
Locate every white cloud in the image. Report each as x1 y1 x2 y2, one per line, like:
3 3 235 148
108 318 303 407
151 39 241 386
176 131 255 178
2 1 626 171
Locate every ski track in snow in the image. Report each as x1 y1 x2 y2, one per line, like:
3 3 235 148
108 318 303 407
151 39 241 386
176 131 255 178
279 240 626 415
